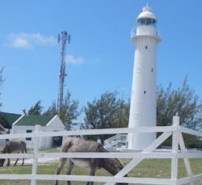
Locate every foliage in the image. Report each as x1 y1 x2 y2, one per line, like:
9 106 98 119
44 91 81 129
114 99 130 128
162 134 201 149
43 102 57 116
23 100 43 115
84 92 129 143
157 77 202 130
84 78 201 145
58 91 81 129
23 91 81 129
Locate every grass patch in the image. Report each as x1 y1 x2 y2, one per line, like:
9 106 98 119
0 159 201 185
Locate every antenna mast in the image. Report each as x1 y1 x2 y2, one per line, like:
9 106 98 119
57 31 71 112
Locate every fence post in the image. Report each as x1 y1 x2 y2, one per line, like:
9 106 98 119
178 133 195 185
31 125 40 185
171 115 180 184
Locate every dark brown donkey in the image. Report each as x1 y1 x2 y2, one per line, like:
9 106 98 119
55 137 128 185
0 140 27 166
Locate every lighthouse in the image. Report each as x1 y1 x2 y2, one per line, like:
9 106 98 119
128 5 160 150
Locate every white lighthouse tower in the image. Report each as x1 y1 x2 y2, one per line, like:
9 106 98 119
128 5 160 150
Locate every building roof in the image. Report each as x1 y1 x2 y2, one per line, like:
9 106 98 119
14 115 55 126
0 112 21 129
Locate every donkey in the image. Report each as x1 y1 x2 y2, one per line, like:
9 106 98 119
55 137 128 185
0 140 27 167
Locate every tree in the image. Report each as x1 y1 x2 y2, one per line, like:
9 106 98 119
113 99 129 128
24 92 80 129
45 92 81 129
58 92 81 128
84 92 129 144
43 102 57 116
24 100 43 115
157 77 202 130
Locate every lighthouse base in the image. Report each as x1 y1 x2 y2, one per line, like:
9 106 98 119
128 132 156 151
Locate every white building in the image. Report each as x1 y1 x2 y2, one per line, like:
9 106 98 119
0 124 8 146
0 112 21 146
128 5 160 150
11 115 65 149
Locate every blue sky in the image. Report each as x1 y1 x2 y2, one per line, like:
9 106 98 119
0 0 202 119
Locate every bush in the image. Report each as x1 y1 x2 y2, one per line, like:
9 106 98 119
161 134 201 149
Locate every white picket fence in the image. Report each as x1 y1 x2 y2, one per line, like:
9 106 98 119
0 115 201 185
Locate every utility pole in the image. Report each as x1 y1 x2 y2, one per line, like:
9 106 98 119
57 31 71 113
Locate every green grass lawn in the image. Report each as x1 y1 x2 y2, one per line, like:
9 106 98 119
0 158 201 185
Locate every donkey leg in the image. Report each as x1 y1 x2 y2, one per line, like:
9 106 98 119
22 150 25 166
23 147 27 166
66 160 74 185
86 167 96 185
14 152 20 166
6 159 10 167
22 158 25 166
14 158 19 166
55 158 67 185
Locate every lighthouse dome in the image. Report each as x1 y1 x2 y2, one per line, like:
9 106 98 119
137 5 157 25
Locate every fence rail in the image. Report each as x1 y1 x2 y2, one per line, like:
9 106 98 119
0 115 201 185
0 150 202 160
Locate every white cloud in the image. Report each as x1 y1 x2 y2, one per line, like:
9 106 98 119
10 37 31 49
7 32 57 49
66 55 84 65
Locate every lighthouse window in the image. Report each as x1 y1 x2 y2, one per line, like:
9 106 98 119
138 18 156 27
144 91 146 94
145 45 148 49
151 68 154 72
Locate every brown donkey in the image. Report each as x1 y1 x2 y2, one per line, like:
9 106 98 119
0 140 27 166
55 137 128 185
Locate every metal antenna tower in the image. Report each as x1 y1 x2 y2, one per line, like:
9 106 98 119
57 31 71 112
